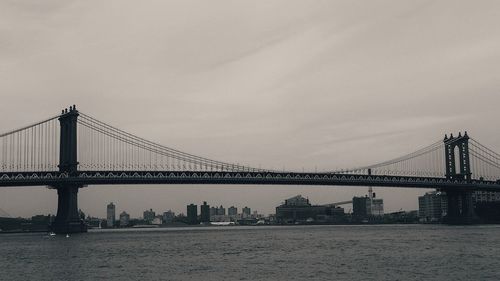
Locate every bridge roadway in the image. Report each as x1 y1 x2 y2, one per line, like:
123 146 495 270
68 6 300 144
1 170 499 191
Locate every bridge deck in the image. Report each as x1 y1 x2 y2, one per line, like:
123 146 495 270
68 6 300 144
1 171 499 191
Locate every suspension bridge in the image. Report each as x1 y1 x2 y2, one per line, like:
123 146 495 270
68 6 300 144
1 105 500 232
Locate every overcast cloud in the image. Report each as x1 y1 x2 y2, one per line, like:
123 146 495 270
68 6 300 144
1 0 500 218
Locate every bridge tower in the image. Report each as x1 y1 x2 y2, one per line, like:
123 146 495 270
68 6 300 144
442 132 476 224
444 132 471 181
50 106 87 234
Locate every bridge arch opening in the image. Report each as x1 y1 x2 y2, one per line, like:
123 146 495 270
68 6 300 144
454 146 461 176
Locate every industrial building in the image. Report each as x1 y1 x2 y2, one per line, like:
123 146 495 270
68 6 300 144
352 187 384 221
276 195 345 224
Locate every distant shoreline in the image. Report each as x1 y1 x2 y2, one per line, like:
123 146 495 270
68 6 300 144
4 222 500 234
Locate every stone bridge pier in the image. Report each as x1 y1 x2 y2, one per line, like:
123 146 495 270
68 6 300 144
50 106 87 234
443 189 478 225
50 184 87 233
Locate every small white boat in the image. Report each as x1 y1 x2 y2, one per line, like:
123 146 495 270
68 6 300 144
65 234 70 238
49 232 56 237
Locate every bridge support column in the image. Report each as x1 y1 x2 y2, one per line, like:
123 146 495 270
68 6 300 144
443 190 478 225
51 106 86 234
462 191 476 220
446 191 461 220
50 184 87 234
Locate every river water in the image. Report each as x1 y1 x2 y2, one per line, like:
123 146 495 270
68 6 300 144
1 225 499 281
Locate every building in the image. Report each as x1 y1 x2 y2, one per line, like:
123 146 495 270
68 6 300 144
217 205 226 216
418 191 447 222
228 206 238 217
210 215 231 222
31 214 52 225
152 216 162 225
385 210 419 223
252 211 264 219
353 188 384 220
78 209 86 220
200 202 210 223
368 187 384 216
371 199 384 216
242 206 251 218
187 204 198 225
162 210 175 224
86 216 101 228
473 191 500 203
119 211 130 227
283 195 310 206
143 209 156 223
471 191 500 223
106 202 116 228
352 197 369 219
210 207 217 217
210 204 230 222
276 195 345 224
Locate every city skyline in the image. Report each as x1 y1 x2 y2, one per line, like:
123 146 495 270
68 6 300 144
96 200 262 220
2 2 500 280
1 1 500 218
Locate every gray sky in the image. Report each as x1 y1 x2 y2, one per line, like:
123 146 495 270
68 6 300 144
1 0 500 218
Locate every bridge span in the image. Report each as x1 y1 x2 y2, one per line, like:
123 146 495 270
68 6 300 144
1 106 499 232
